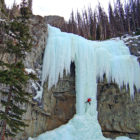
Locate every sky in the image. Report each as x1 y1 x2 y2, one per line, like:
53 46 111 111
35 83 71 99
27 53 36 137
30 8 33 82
5 0 126 21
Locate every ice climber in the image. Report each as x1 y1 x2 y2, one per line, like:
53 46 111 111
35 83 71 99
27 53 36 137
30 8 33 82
85 98 91 105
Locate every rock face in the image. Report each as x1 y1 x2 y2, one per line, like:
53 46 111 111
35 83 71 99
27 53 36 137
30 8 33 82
45 15 65 28
97 80 140 139
1 15 140 140
43 69 76 131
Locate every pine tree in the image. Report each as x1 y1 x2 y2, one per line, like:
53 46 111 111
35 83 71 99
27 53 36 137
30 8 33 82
117 0 125 33
109 3 117 37
0 0 35 139
97 4 109 40
59 0 140 40
136 0 140 27
82 9 90 38
125 3 131 33
68 10 78 34
76 10 84 36
89 9 96 40
96 24 101 40
28 0 33 14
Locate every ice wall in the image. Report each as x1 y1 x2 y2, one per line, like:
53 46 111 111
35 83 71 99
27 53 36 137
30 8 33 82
29 25 140 140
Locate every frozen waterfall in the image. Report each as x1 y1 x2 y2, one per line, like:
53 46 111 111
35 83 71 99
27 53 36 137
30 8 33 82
29 25 140 140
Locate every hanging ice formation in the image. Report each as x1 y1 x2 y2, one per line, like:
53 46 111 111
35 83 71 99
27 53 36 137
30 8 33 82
29 25 140 140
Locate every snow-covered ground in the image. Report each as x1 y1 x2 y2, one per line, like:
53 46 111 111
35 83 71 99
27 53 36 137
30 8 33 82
28 25 140 140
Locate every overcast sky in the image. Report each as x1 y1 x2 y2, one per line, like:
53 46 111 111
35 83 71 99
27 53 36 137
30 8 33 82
5 0 126 21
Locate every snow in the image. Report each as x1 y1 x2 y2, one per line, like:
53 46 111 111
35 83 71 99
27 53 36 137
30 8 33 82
33 86 43 100
132 44 138 46
32 82 38 91
29 25 140 140
111 37 120 41
122 34 140 41
9 30 16 37
0 19 6 22
32 82 43 100
25 68 36 74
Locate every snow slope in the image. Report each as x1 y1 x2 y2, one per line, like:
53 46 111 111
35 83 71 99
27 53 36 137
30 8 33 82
29 25 140 140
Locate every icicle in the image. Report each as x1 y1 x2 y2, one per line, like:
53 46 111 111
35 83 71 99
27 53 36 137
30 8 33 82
41 25 140 99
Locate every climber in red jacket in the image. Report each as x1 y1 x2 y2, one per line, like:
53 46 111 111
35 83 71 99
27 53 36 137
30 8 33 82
85 98 92 105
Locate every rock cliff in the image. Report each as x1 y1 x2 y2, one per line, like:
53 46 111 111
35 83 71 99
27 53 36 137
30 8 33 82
1 15 140 140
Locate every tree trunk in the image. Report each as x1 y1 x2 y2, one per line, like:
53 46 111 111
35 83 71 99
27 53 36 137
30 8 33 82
1 120 6 140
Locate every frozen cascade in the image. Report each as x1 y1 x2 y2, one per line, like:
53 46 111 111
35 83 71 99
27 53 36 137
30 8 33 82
29 25 140 140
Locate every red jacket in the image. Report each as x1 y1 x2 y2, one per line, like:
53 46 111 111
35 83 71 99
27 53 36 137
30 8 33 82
87 98 91 102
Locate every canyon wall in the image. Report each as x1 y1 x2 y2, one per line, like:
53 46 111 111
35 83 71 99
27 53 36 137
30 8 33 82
1 15 140 139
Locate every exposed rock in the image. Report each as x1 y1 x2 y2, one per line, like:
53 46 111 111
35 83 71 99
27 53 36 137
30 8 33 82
97 81 140 139
45 15 65 28
122 35 140 57
43 72 76 131
24 15 47 69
